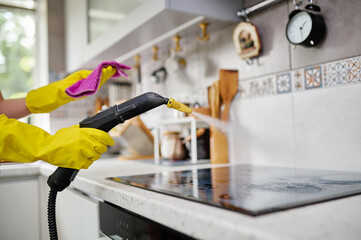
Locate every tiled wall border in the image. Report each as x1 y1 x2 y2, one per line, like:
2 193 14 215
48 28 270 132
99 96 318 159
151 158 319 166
239 55 361 99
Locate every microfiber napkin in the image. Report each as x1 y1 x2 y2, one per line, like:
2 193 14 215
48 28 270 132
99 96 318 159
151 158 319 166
65 61 131 98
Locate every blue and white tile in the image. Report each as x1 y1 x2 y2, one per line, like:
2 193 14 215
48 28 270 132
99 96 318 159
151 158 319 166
262 75 277 96
240 55 360 99
239 82 248 99
304 66 322 89
249 80 261 98
338 60 348 84
254 76 277 98
240 79 257 99
346 56 361 83
321 64 329 87
323 59 349 87
324 61 340 87
276 73 291 94
359 56 361 83
291 69 304 92
257 75 276 97
239 75 277 99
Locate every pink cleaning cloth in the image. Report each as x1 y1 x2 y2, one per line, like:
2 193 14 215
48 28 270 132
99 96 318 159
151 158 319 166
65 61 132 98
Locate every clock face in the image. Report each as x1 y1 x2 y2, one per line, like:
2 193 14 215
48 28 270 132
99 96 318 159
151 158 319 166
286 11 312 44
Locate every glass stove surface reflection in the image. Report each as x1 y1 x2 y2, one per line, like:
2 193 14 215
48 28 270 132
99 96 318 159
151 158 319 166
108 164 361 216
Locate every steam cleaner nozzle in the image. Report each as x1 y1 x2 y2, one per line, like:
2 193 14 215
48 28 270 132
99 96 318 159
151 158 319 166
167 98 192 114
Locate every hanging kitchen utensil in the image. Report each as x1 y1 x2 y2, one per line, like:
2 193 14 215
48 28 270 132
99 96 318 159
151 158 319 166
165 35 186 73
149 45 169 83
172 35 182 53
134 55 142 95
150 66 167 83
218 69 238 121
151 45 159 61
165 49 186 73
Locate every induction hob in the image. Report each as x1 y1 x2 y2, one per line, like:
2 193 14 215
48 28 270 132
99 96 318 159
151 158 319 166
108 164 361 216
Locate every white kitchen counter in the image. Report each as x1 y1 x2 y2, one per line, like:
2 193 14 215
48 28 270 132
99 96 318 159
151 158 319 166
1 158 361 240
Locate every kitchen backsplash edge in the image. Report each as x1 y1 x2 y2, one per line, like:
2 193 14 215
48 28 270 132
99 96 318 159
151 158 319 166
238 55 361 99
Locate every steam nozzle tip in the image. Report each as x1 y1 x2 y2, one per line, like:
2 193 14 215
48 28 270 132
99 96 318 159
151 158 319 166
167 98 192 114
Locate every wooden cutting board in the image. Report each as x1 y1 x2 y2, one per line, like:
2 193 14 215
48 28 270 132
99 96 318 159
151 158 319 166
207 81 229 164
219 69 238 121
207 84 216 118
210 125 229 164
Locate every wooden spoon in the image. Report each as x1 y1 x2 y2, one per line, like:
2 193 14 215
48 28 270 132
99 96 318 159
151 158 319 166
218 69 238 121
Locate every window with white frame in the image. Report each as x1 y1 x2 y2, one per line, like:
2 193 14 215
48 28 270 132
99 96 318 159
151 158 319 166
0 0 36 99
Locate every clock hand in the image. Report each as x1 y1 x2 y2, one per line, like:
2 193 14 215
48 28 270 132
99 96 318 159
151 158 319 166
300 21 307 30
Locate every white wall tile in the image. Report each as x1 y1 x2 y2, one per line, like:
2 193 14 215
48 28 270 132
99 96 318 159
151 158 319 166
293 84 361 171
229 94 295 167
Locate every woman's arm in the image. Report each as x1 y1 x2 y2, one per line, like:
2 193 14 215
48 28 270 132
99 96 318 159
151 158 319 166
0 90 31 119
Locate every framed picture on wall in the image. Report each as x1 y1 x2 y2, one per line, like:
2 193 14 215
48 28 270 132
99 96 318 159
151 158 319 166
233 22 262 60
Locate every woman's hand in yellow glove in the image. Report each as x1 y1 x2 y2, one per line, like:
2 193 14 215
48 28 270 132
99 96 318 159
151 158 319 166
0 115 114 169
40 125 115 169
25 66 116 114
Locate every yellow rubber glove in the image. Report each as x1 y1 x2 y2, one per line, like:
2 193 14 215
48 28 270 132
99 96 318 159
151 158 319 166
0 114 114 169
26 66 116 113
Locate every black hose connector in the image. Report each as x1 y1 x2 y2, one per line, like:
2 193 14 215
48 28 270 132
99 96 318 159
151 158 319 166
47 167 79 192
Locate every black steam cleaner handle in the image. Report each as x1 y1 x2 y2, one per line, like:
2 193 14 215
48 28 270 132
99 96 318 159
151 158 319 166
46 92 190 240
46 106 121 192
47 92 169 192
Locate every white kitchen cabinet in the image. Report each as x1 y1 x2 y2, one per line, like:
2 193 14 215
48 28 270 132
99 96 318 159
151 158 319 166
39 176 99 240
0 177 40 240
65 0 241 72
56 188 100 240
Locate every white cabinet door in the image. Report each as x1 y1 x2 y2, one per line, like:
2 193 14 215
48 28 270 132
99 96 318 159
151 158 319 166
57 188 100 240
0 177 40 240
39 176 100 240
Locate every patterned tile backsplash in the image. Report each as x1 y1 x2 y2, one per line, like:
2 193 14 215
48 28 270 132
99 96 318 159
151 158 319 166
239 55 361 99
276 73 291 94
305 66 322 89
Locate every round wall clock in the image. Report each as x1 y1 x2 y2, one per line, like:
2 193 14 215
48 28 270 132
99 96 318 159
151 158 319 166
286 9 326 47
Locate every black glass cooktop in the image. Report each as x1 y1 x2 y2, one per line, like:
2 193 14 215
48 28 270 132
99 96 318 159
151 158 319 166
108 164 361 216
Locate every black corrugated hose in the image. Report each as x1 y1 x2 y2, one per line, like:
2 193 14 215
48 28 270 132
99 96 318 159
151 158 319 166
47 188 58 240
